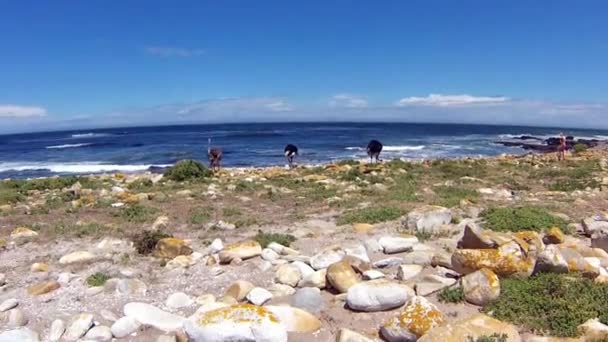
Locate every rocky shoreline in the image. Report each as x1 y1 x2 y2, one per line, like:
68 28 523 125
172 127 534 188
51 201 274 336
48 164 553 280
2 149 608 341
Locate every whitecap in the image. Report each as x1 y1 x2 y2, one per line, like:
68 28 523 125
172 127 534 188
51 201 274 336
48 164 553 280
45 143 93 149
71 133 112 138
0 162 171 174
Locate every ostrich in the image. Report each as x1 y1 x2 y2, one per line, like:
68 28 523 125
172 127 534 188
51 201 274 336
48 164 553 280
207 138 223 172
284 144 298 168
367 140 383 163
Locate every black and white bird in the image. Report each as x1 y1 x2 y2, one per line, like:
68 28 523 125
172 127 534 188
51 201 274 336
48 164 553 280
207 138 223 172
367 140 383 163
284 144 298 168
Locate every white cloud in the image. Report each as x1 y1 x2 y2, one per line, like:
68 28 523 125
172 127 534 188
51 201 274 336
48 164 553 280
329 93 368 108
265 100 294 112
0 105 47 118
396 93 509 107
144 46 206 57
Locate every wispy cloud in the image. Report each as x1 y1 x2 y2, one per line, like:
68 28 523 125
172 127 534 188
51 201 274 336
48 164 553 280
329 93 368 108
396 93 509 107
144 46 206 57
0 105 47 118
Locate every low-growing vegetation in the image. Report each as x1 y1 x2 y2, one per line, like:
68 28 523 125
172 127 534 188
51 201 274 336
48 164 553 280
438 286 465 303
127 178 154 192
118 204 158 223
483 273 608 337
337 207 404 225
433 186 478 208
573 143 588 154
254 231 296 248
163 160 212 181
468 334 508 342
190 207 212 225
481 206 568 232
132 230 172 255
86 272 110 287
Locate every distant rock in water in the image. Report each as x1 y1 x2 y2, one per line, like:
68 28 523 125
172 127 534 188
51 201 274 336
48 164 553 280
495 135 604 152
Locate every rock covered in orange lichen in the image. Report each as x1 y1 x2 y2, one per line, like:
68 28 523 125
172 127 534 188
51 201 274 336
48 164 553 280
380 296 444 341
184 304 288 342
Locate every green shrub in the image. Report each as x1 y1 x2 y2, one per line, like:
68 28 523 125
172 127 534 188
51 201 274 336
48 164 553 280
573 143 588 154
86 272 110 287
468 334 508 342
0 189 24 205
388 174 418 201
438 286 465 303
434 186 478 208
481 206 568 232
132 230 172 255
339 169 363 182
337 207 404 225
254 230 296 248
190 207 212 225
118 204 158 223
335 160 361 166
163 160 212 181
222 207 242 218
128 178 154 192
483 273 608 337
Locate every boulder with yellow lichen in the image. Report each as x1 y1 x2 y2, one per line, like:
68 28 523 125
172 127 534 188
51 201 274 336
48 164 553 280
418 314 521 342
462 268 500 306
218 240 262 264
183 304 288 342
451 241 535 278
153 238 193 259
544 227 566 244
380 296 444 342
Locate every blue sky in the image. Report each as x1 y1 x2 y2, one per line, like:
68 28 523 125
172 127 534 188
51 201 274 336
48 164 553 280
1 0 607 132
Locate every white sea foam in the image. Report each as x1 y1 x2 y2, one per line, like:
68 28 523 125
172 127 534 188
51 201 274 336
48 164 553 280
0 162 171 174
383 145 425 151
45 143 93 149
70 133 112 138
345 145 425 151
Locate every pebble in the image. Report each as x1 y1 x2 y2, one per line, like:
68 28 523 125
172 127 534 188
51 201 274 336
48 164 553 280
7 308 28 327
291 287 324 314
362 270 385 280
262 248 281 261
347 280 414 312
275 264 302 287
0 298 18 312
0 327 40 342
166 292 194 309
100 310 119 322
124 302 185 332
378 236 418 254
246 287 274 305
209 238 224 253
63 313 94 341
59 251 97 265
84 325 112 341
268 283 296 297
49 319 66 341
373 257 403 268
111 316 142 338
396 264 423 281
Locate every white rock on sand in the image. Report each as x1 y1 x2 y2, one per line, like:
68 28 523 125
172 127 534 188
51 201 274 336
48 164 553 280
346 280 414 312
0 327 40 342
63 313 94 341
246 287 273 306
184 304 288 342
48 319 65 341
59 251 97 265
111 316 142 338
378 236 418 254
124 302 185 332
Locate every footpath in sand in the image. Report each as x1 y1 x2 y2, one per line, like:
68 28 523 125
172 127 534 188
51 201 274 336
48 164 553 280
3 149 608 341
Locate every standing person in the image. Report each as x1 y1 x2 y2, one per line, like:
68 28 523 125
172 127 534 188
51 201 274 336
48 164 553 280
558 133 567 161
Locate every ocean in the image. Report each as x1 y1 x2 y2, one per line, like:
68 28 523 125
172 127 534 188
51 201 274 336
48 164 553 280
1 122 608 179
